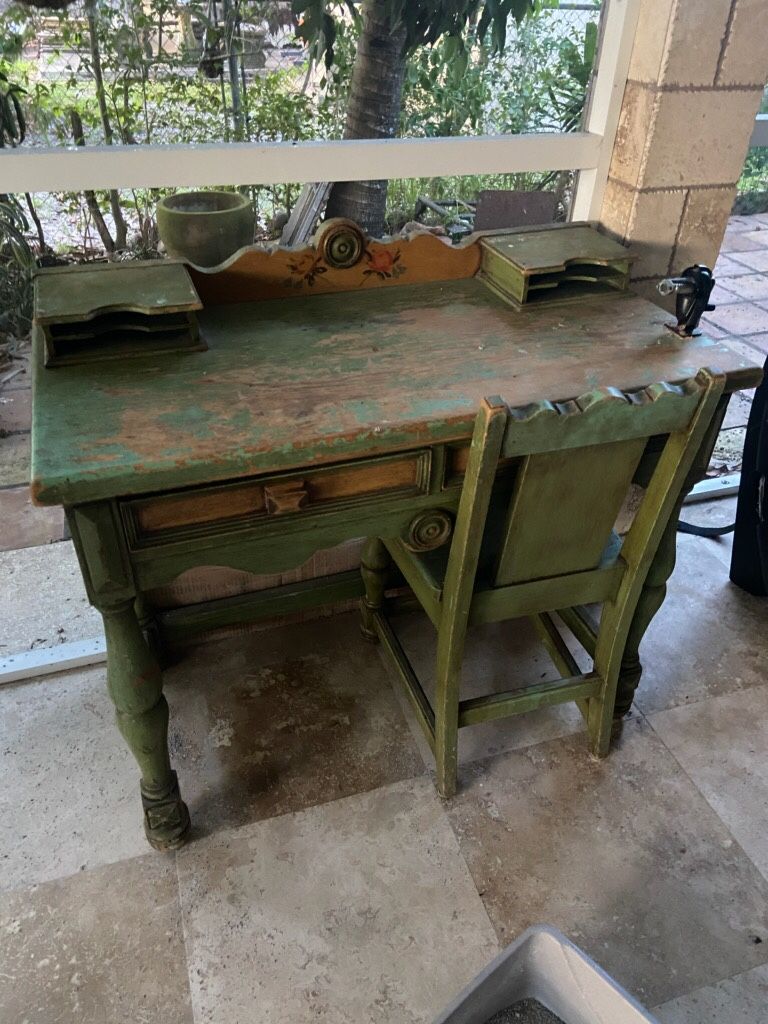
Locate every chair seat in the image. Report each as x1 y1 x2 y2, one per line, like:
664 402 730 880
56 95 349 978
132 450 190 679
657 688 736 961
387 525 624 611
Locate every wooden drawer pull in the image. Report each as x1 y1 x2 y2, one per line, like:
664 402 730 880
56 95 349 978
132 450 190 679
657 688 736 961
264 480 309 514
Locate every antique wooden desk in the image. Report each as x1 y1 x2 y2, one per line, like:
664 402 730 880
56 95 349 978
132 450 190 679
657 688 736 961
30 223 762 850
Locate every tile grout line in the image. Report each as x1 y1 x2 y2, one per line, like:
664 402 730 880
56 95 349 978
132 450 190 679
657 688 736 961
636 713 768 1002
644 704 768 897
650 961 768 1016
431 784 503 950
173 850 202 1024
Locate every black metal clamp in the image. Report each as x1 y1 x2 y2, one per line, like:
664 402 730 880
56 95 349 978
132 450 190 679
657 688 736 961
657 264 716 337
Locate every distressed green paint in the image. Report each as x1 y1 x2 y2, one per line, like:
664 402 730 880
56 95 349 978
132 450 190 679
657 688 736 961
31 281 759 506
365 370 727 798
31 255 763 847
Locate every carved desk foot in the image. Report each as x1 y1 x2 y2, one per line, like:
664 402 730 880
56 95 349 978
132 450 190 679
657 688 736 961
141 771 191 851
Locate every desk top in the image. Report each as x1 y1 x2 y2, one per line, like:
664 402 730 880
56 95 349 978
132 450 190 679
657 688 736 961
31 275 762 507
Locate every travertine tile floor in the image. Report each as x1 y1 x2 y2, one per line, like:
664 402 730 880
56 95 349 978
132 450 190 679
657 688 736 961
2 505 768 1024
2 216 768 1022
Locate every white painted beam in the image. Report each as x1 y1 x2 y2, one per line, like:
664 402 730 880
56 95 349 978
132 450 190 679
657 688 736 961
0 636 106 686
750 113 768 149
571 0 642 221
0 131 601 194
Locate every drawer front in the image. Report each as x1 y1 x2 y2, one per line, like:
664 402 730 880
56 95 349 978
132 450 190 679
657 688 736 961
122 449 432 548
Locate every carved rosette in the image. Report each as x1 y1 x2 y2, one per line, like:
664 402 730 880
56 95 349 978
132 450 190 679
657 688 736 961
315 218 366 269
404 509 453 552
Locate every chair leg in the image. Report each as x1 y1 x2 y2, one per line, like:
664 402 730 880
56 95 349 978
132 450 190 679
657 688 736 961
360 537 390 643
586 676 615 758
433 624 468 799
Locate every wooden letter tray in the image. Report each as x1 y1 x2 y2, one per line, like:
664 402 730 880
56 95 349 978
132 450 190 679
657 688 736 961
479 224 633 310
34 260 205 367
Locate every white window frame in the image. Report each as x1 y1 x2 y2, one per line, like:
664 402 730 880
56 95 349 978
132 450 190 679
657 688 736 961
0 0 640 216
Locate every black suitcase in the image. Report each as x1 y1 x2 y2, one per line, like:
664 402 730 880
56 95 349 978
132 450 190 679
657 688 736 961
730 353 768 595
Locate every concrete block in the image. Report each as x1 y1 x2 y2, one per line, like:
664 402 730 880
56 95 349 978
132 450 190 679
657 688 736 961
628 0 675 84
599 178 637 241
642 88 763 189
673 185 737 270
660 0 732 87
717 0 768 85
629 277 674 310
627 188 687 277
608 81 658 189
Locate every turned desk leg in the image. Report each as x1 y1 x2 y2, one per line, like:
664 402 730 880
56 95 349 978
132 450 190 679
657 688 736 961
102 601 190 850
614 505 680 717
614 394 730 719
67 502 190 851
360 537 390 642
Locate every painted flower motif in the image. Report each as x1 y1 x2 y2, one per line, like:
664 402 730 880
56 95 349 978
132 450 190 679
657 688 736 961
363 247 406 281
283 254 328 289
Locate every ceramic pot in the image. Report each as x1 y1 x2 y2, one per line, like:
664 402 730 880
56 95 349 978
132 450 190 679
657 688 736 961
156 191 254 268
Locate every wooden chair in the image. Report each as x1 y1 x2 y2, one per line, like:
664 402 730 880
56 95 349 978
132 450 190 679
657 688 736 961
360 368 725 797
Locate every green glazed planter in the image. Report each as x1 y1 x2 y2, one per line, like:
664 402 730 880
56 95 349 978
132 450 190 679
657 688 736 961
156 191 254 268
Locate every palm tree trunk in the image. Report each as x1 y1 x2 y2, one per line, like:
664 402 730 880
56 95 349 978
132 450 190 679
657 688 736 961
325 0 407 238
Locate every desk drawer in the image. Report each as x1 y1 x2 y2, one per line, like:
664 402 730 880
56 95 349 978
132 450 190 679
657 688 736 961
122 450 432 548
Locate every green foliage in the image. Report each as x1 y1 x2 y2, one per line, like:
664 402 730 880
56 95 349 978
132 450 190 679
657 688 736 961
293 0 535 68
0 196 34 339
0 71 26 146
1 0 602 255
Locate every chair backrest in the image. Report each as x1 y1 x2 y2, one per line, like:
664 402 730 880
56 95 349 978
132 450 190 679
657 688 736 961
445 370 725 616
492 377 720 587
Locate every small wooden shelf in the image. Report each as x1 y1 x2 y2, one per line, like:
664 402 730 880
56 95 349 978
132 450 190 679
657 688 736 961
479 225 633 309
34 260 205 367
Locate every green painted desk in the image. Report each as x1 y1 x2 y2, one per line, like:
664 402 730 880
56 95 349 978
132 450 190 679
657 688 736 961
30 228 763 850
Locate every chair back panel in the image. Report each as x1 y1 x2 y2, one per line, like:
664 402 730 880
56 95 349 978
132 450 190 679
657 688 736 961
491 378 713 588
494 437 646 585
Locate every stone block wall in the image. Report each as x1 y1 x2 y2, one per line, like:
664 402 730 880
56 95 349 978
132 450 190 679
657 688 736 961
599 0 768 302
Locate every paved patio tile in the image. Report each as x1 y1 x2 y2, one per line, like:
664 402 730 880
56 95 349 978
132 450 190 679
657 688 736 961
0 387 31 431
704 301 768 335
724 248 768 272
720 233 765 253
699 316 728 338
713 254 755 276
385 610 585 772
678 497 737 571
654 964 768 1023
164 612 426 837
737 332 768 355
445 719 768 1007
0 483 66 551
0 667 146 891
176 777 499 1024
716 335 768 365
632 534 768 714
721 387 754 428
1 540 101 653
0 431 29 486
0 854 193 1024
724 215 762 233
650 684 768 884
719 273 768 301
741 229 768 246
709 280 740 305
